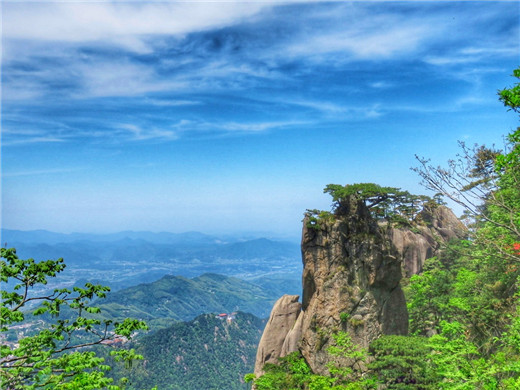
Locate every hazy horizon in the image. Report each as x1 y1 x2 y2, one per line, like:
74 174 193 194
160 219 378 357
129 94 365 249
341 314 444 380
0 227 302 243
2 1 519 237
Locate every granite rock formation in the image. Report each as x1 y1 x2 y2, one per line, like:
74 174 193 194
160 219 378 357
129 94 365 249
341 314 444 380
254 197 465 377
386 205 466 276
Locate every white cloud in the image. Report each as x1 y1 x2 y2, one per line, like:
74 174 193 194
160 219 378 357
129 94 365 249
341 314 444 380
292 26 428 60
287 99 348 114
425 46 519 67
219 121 306 133
171 118 308 135
274 6 437 63
2 167 84 178
370 81 394 89
119 124 178 141
280 99 383 119
77 59 188 98
3 2 269 52
2 136 66 147
144 98 201 107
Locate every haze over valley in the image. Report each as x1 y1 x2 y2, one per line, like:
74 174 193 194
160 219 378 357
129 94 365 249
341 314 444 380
1 228 302 298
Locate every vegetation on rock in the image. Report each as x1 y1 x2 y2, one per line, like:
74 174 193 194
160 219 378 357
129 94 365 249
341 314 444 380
247 331 377 390
307 183 443 231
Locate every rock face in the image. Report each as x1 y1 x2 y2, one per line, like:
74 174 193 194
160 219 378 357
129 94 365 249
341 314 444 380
297 197 408 374
254 198 466 377
254 295 302 375
386 205 466 277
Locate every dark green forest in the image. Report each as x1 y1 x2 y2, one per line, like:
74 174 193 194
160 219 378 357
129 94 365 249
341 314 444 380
107 312 264 390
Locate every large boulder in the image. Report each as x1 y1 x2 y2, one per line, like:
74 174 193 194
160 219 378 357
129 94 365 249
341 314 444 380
253 294 301 376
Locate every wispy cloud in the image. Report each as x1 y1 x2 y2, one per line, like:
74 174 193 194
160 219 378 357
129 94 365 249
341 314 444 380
285 99 348 115
2 167 84 178
218 120 307 133
425 47 519 66
171 119 309 136
285 23 430 62
144 98 201 107
76 59 189 98
119 124 178 141
1 137 66 147
370 81 394 89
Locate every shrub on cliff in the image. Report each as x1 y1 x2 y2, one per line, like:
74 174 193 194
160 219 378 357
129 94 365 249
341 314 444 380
305 183 438 230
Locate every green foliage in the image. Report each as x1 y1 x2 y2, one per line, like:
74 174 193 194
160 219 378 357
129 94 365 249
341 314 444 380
369 335 439 389
112 312 265 390
305 209 336 230
403 68 520 388
339 312 350 324
252 352 311 390
407 257 456 335
499 68 520 113
424 318 520 389
0 248 149 389
323 183 435 226
248 332 376 390
325 332 370 384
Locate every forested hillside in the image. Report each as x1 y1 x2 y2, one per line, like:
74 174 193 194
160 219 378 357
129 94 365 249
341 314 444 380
96 273 299 329
108 312 265 390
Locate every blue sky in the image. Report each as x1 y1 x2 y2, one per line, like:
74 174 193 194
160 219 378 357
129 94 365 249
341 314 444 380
1 1 519 238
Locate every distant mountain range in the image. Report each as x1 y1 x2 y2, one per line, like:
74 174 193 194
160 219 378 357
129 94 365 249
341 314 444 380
1 229 302 293
1 229 222 246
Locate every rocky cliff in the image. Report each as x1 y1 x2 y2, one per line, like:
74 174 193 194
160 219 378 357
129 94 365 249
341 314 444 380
386 204 466 276
254 197 465 377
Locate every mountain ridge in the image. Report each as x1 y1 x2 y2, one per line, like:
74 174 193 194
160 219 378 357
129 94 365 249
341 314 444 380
96 272 300 329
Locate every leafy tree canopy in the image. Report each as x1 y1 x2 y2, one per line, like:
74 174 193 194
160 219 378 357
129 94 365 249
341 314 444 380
499 68 520 113
322 183 437 224
0 247 151 390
